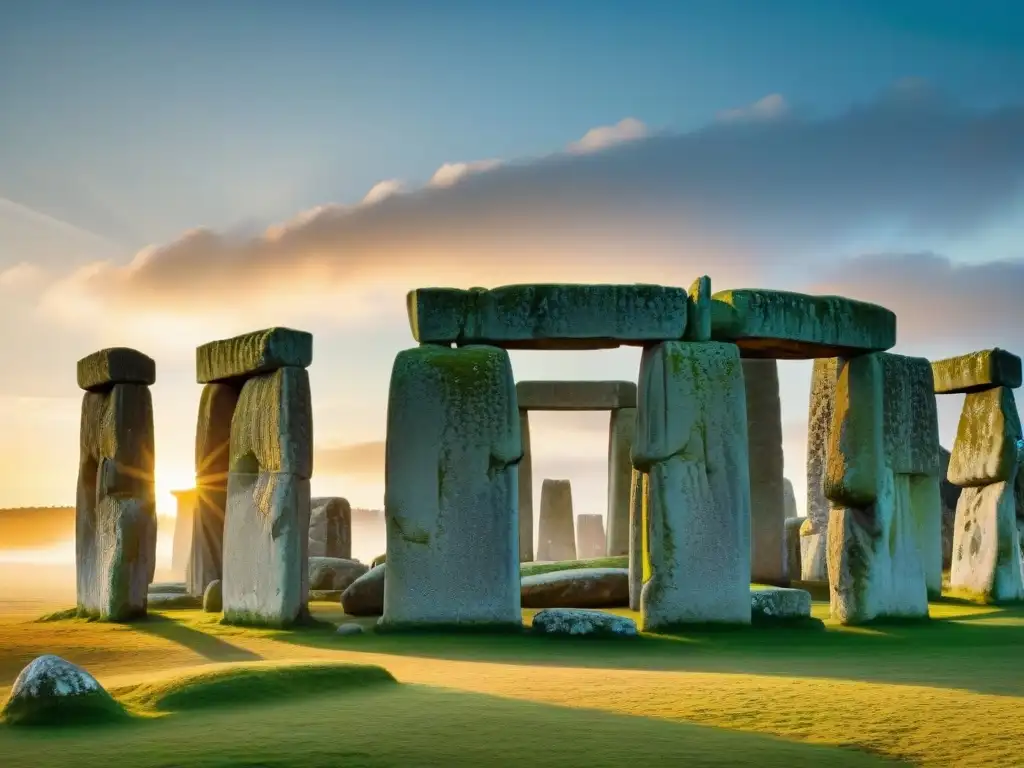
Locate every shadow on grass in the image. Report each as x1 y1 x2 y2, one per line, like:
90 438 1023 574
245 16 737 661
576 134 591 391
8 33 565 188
257 605 1024 697
129 614 262 663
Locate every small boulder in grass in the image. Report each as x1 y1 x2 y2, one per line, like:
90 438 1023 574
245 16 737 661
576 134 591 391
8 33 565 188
530 608 638 638
2 655 127 726
203 579 223 613
336 622 365 636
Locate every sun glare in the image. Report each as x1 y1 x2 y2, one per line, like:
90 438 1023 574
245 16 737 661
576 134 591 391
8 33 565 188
154 464 196 517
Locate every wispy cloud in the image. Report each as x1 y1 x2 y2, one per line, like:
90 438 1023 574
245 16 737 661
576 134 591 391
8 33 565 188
716 93 789 123
566 117 649 154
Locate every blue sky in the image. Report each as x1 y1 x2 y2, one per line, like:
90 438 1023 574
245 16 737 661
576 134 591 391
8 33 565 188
1 1 1023 556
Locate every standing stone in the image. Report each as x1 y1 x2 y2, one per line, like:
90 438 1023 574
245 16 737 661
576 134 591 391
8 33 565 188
188 382 240 597
606 407 636 557
938 447 962 569
743 359 787 585
784 516 805 582
308 497 351 559
381 345 522 629
804 357 838 581
76 349 157 621
222 366 313 627
518 410 534 562
633 341 751 628
783 478 798 519
537 479 577 562
575 514 606 559
170 489 196 576
628 469 646 611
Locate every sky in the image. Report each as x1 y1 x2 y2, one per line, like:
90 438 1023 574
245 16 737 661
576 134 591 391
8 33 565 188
1 0 1024 563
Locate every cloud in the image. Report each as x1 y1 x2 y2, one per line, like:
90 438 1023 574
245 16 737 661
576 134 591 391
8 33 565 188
429 159 503 188
716 94 790 123
40 82 1024 329
362 180 406 205
566 117 649 154
0 262 45 289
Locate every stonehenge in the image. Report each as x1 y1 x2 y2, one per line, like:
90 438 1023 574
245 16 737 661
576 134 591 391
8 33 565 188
75 348 157 621
308 497 351 559
537 479 577 562
170 489 196 575
575 513 606 559
516 379 636 561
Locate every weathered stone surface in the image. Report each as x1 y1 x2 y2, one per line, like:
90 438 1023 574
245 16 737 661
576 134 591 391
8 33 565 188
170 489 195 575
635 341 751 628
381 345 522 629
336 622 364 636
910 474 944 599
751 586 812 620
879 353 941 476
222 472 311 627
149 581 186 595
530 608 638 638
606 406 635 557
938 447 962 570
803 358 839 580
518 410 534 562
948 387 1023 487
1 655 123 726
77 383 156 621
537 479 577 562
575 514 607 560
342 564 385 616
189 382 240 597
308 556 368 592
202 579 222 612
683 275 712 342
77 347 156 391
196 327 313 384
710 289 896 359
407 284 688 350
308 497 351 559
521 567 627 609
825 354 883 508
949 481 1024 602
148 592 202 609
743 359 787 585
516 380 637 410
932 348 1023 395
229 367 313 479
783 478 798 519
828 469 929 624
785 517 805 582
628 469 647 611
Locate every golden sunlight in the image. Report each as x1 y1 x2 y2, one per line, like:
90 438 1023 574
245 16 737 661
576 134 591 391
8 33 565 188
154 464 196 517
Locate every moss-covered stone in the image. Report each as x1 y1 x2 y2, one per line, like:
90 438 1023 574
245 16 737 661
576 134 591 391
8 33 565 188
683 275 712 342
932 348 1023 395
948 387 1023 487
76 347 155 391
879 353 941 476
407 283 688 349
710 289 896 359
824 355 883 508
1 655 127 726
228 367 312 479
196 327 313 384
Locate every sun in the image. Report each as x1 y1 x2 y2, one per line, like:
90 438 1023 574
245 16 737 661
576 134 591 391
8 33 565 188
154 464 196 517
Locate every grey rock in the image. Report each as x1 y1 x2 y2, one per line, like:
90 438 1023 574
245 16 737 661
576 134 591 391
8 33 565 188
196 327 313 384
342 564 386 616
520 567 628 609
336 622 365 636
308 557 369 592
202 579 222 612
1 654 123 726
77 347 155 391
531 608 638 638
537 479 576 562
148 593 202 610
309 497 351 559
751 587 812 620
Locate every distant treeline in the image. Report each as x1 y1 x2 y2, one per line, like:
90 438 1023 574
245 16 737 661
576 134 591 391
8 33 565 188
0 506 175 550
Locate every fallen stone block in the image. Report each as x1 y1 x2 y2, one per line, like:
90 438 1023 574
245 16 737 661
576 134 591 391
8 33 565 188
710 289 896 359
750 587 812 621
381 344 521 629
825 354 884 508
77 347 156 391
932 348 1023 395
516 380 637 410
530 608 638 638
949 481 1024 602
308 557 368 592
147 592 202 610
947 387 1023 487
342 564 385 616
407 284 688 350
196 327 313 384
537 479 577 562
520 567 628 609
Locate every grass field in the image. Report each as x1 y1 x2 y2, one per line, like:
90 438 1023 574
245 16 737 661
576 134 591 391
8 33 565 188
0 597 1022 767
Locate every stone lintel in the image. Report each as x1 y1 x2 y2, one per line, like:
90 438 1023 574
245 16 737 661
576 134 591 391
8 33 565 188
77 348 156 391
196 327 313 384
516 380 636 411
931 348 1023 395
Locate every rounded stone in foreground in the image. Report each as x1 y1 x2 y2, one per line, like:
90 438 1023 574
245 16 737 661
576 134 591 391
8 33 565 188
203 579 223 613
336 622 365 636
750 587 812 621
530 608 638 638
341 564 385 616
2 655 126 726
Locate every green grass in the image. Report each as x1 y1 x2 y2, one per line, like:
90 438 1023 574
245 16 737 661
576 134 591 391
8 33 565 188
519 555 628 578
0 598 1022 766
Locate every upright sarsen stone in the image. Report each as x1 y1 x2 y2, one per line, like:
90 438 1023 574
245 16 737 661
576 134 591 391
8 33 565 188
606 407 636 557
742 359 786 585
381 345 522 629
518 410 534 562
804 358 839 581
222 366 313 627
628 469 647 611
76 367 156 621
537 479 577 562
188 382 240 597
308 497 351 559
948 387 1022 487
633 341 751 628
576 513 606 559
949 482 1024 602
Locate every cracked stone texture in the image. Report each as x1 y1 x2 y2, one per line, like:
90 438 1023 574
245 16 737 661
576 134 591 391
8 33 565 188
196 327 313 384
407 284 688 350
635 341 751 628
77 383 156 621
381 344 522 629
743 358 786 584
308 497 351 559
77 347 156 391
575 514 607 560
932 348 1022 395
606 407 635 557
710 289 896 359
537 479 577 562
948 387 1023 487
950 480 1024 602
